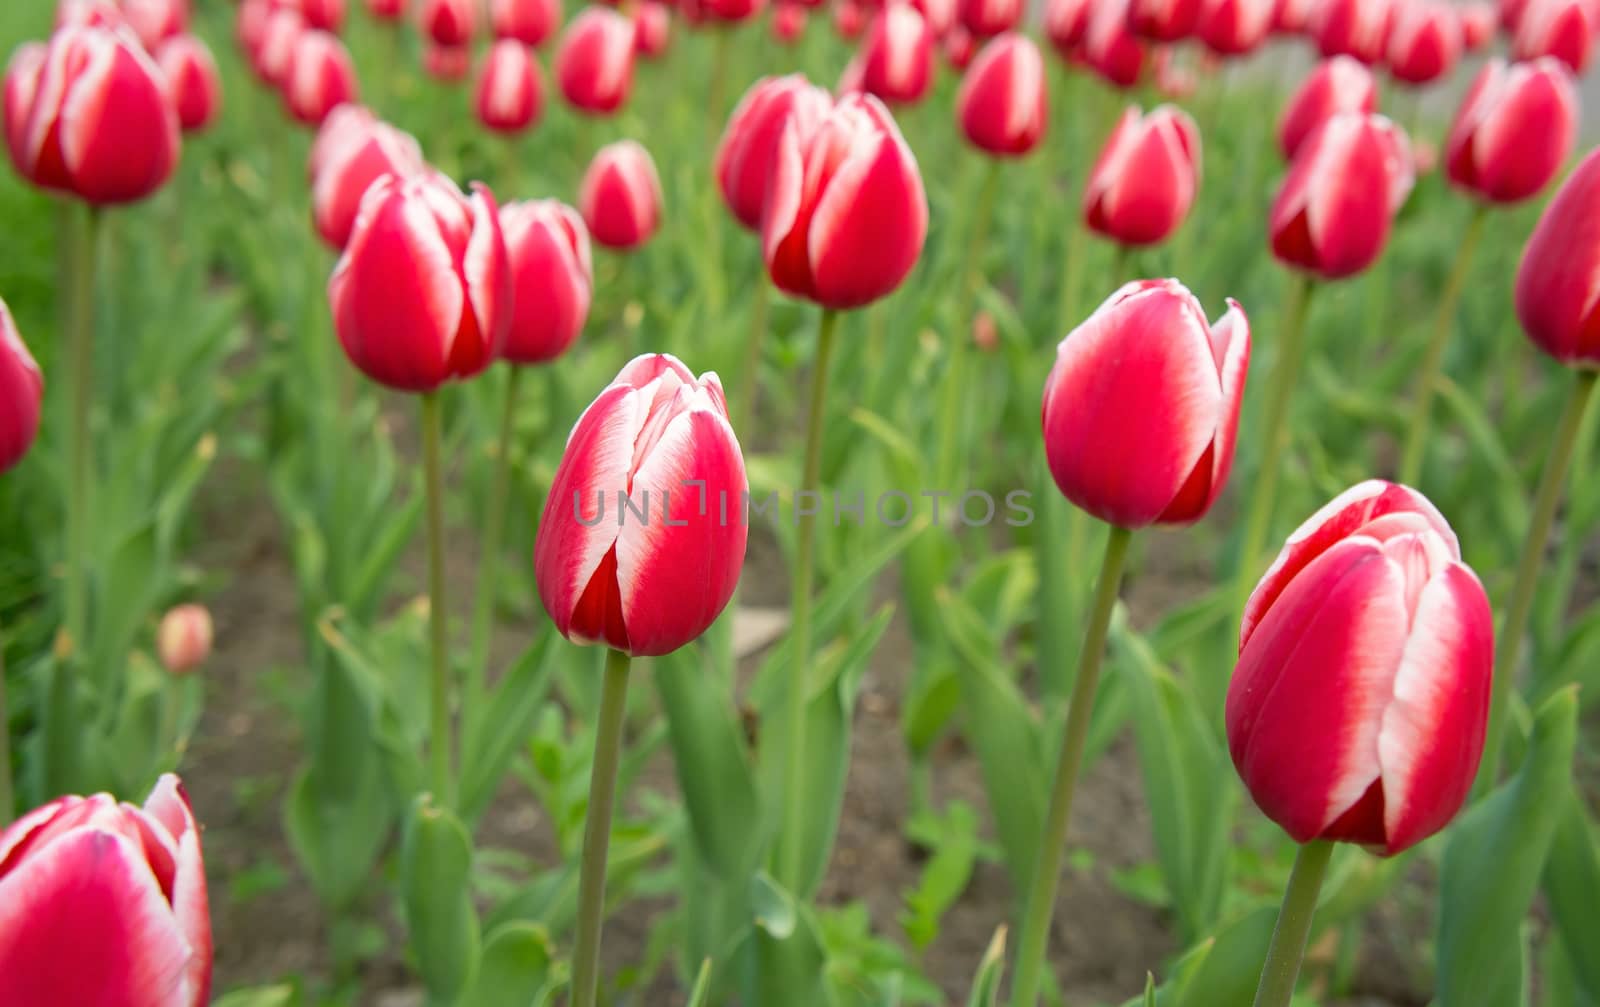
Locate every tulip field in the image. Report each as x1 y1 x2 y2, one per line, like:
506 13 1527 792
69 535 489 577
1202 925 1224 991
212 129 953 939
6 0 1600 1003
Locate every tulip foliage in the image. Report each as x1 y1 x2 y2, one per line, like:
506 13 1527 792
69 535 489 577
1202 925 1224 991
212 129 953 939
2 2 1600 1007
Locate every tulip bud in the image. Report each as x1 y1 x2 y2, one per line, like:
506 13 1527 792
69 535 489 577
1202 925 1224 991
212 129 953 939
421 0 476 45
309 105 426 247
1278 56 1376 161
555 7 635 115
0 300 42 476
1385 0 1461 84
1152 46 1196 98
1084 0 1147 87
772 3 808 43
912 0 958 35
255 7 306 85
1127 0 1203 41
493 0 561 44
834 0 866 37
958 0 1024 37
1512 0 1591 74
945 27 976 68
501 200 592 364
632 2 671 56
157 604 214 675
1197 0 1274 53
1228 480 1492 855
57 0 127 30
698 0 767 22
0 775 212 1006
123 0 189 49
1514 147 1600 367
580 140 662 251
957 33 1047 158
366 0 407 20
534 354 748 657
762 93 927 309
329 173 512 391
1045 0 1091 56
424 43 473 80
236 0 272 59
1445 58 1575 205
155 35 222 134
1042 279 1249 528
5 24 179 205
1311 0 1392 62
1083 105 1199 247
1457 2 1495 48
1272 0 1314 33
475 40 543 133
716 74 832 232
840 6 935 106
1269 112 1412 280
284 30 358 126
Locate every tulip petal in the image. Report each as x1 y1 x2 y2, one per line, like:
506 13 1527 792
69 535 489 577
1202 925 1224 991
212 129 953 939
807 118 928 309
143 775 212 1007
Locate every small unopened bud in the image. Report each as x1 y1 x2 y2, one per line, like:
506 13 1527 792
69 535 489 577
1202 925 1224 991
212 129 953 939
973 311 999 353
158 604 213 675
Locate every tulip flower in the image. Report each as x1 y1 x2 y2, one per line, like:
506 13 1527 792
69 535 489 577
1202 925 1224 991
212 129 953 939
255 7 306 85
1231 481 1490 1007
420 0 476 45
1311 0 1392 62
1273 0 1314 33
1500 0 1529 29
0 775 212 1006
945 27 976 67
284 30 358 127
158 604 214 675
1083 0 1147 87
58 0 127 30
555 7 635 114
493 0 561 44
1457 1 1495 47
1197 0 1274 54
762 92 927 309
155 35 222 133
1512 0 1591 73
958 0 1023 37
717 75 833 231
475 39 543 133
329 173 511 391
632 2 671 55
501 200 593 364
957 33 1047 157
695 0 768 21
579 140 662 251
366 0 407 20
912 0 958 35
1152 46 1196 98
1083 105 1200 247
1278 56 1377 161
123 0 188 49
773 3 808 43
1127 0 1203 41
1045 0 1091 56
236 0 272 59
834 0 866 37
4 24 179 205
310 109 424 248
840 5 935 106
0 300 41 477
299 0 347 32
1385 0 1461 85
424 43 473 80
1445 58 1575 206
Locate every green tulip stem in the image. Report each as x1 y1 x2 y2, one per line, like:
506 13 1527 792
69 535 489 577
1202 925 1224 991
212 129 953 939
1481 367 1599 788
571 647 633 1007
469 366 524 702
1399 205 1489 486
0 622 12 827
1252 840 1334 1007
64 204 99 660
421 391 454 807
935 159 1002 489
778 307 840 892
1010 523 1134 1007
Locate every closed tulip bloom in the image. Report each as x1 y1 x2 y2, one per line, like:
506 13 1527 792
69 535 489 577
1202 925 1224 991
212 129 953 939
699 0 767 21
1197 0 1274 52
633 2 671 56
1270 112 1412 279
1228 481 1493 855
555 8 635 114
1512 0 1591 73
1278 56 1377 161
1385 0 1461 84
57 0 127 30
834 0 866 37
0 300 42 475
762 93 927 309
716 74 832 231
1500 0 1529 30
841 5 935 105
301 0 347 30
475 39 543 132
255 7 305 84
912 0 958 36
945 27 976 67
424 44 472 80
155 35 221 133
958 0 1023 37
123 0 188 49
773 3 809 43
307 101 374 181
1127 0 1202 41
1458 1 1496 48
311 115 423 248
493 0 560 44
421 0 476 44
957 33 1047 157
5 24 179 205
157 604 214 675
1445 58 1575 204
329 173 512 391
236 0 272 58
1514 146 1600 366
366 0 407 19
1045 0 1091 56
284 30 358 126
1272 0 1314 33
1312 0 1392 62
580 140 662 250
0 775 212 1006
1084 105 1199 246
535 354 747 657
501 199 592 363
1084 0 1147 87
1042 279 1249 528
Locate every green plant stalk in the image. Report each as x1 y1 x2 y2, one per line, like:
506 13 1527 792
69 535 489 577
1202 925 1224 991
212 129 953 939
421 392 454 806
469 366 524 697
571 647 632 1007
1251 840 1334 1007
0 627 11 828
778 307 840 892
1234 273 1315 616
935 160 1002 489
1010 524 1134 1007
64 204 99 660
1480 368 1599 789
1398 206 1488 486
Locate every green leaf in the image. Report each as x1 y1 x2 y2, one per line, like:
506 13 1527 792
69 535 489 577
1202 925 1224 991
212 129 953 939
1144 973 1157 1007
964 926 1008 1007
1437 688 1580 1007
752 871 798 940
741 874 834 1007
686 959 714 1007
460 629 558 825
1541 794 1600 1001
209 985 300 1007
460 922 557 1007
899 801 981 951
401 795 482 1003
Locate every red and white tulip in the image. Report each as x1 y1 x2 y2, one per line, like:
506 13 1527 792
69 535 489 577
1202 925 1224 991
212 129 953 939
1445 57 1576 205
716 74 833 232
555 7 636 115
957 32 1048 157
580 140 663 251
1083 105 1200 247
475 39 544 133
0 299 42 476
501 199 593 364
